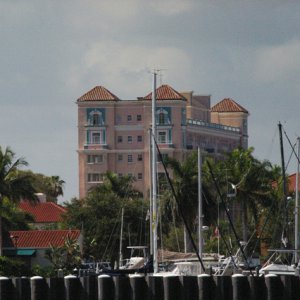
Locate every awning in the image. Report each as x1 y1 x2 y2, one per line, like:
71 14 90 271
3 249 36 256
16 249 36 256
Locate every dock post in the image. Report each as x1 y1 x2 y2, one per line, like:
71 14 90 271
64 274 81 300
0 276 12 300
198 274 214 300
129 274 147 300
98 275 114 300
232 274 250 300
265 274 283 300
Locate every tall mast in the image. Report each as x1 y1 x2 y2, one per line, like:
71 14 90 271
151 72 158 273
149 129 153 257
295 137 300 263
198 147 204 273
119 207 124 267
278 122 289 247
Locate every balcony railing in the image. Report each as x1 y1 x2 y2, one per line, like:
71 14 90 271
187 119 240 133
84 144 108 150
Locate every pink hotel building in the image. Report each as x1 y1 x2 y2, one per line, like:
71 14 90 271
77 84 249 199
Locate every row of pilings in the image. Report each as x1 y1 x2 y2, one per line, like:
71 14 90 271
0 273 300 300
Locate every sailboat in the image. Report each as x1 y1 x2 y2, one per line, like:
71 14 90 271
259 124 300 275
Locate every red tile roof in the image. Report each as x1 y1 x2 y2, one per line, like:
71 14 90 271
19 202 66 223
8 230 81 248
211 98 248 113
288 173 300 193
142 84 186 101
77 86 120 102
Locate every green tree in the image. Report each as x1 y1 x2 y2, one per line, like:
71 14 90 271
217 147 280 243
89 171 142 199
161 151 200 252
18 171 65 203
159 152 219 253
2 198 34 231
46 235 81 272
0 146 37 255
45 175 65 203
62 172 147 263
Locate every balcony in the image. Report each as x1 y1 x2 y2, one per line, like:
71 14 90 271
187 119 240 133
84 144 109 150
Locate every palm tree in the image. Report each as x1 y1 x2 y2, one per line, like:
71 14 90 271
162 152 199 252
46 175 65 202
219 147 279 243
89 171 142 200
0 146 37 255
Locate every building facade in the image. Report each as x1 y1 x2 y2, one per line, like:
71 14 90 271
77 84 249 198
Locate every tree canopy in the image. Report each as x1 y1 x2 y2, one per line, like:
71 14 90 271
62 171 147 264
0 146 38 255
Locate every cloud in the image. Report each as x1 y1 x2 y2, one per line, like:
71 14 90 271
67 42 191 98
255 39 300 83
148 0 195 15
0 2 36 23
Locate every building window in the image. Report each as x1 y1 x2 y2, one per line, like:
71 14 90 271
137 135 143 142
138 173 143 180
156 107 171 125
128 136 133 143
137 114 142 121
87 173 103 182
87 108 105 126
87 155 103 164
159 112 165 124
138 154 143 161
128 173 133 178
127 115 132 121
118 154 123 161
87 130 106 145
157 153 168 162
157 131 167 144
91 132 101 144
128 155 133 163
117 136 123 143
118 173 123 178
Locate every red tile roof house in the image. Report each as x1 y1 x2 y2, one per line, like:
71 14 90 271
18 198 67 229
3 230 82 267
3 195 82 267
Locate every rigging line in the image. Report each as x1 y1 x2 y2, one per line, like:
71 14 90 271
159 200 164 263
202 192 238 269
152 135 206 271
248 202 276 259
264 126 279 162
286 144 296 171
167 190 181 252
207 160 254 276
283 127 300 165
101 208 122 261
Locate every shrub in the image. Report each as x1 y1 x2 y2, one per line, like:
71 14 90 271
0 256 31 277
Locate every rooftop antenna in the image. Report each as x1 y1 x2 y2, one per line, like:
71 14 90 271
150 68 167 85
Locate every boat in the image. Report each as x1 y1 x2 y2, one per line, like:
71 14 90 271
259 124 300 276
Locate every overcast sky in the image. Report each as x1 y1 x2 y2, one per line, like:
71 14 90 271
1 1 300 203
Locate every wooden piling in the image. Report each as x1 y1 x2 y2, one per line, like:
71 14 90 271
98 275 114 300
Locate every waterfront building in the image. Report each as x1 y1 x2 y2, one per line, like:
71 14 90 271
77 84 248 198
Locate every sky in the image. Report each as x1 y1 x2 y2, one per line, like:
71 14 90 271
1 1 300 203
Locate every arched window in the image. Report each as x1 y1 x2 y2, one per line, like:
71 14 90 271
156 108 170 125
159 112 165 124
89 109 103 126
93 113 100 125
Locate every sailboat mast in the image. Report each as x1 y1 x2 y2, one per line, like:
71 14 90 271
151 72 158 273
198 147 204 273
278 122 289 247
119 207 124 267
149 129 153 256
295 137 300 263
